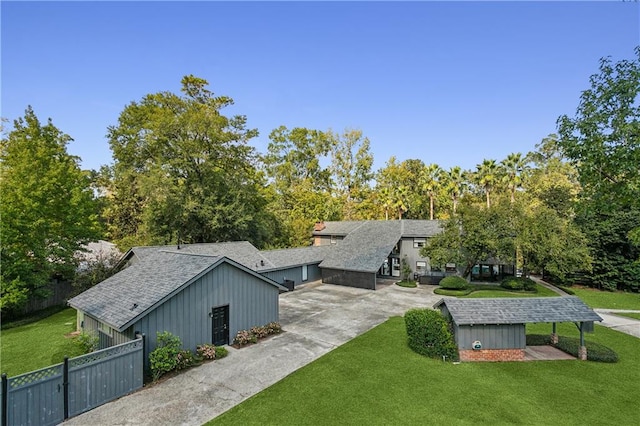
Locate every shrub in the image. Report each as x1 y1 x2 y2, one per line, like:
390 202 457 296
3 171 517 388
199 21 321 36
439 276 467 290
75 331 99 353
234 329 258 346
215 346 229 359
175 349 196 370
149 331 183 381
526 334 552 346
197 344 217 360
555 336 619 363
251 326 269 339
265 322 282 335
500 277 536 291
526 334 618 363
404 308 458 361
396 281 417 288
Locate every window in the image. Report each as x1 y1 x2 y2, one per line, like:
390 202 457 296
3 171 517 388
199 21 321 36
416 261 427 275
413 238 426 248
330 235 342 244
98 321 113 337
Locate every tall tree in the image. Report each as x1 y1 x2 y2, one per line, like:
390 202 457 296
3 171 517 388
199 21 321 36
376 156 410 220
329 129 374 220
474 159 501 208
419 163 442 220
1 107 100 314
441 166 467 214
106 75 276 249
500 153 528 203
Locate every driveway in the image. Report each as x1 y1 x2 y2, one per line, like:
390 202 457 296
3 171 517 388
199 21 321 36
64 282 441 426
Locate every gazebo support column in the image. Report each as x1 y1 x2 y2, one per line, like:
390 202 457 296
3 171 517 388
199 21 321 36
550 322 558 344
578 322 587 360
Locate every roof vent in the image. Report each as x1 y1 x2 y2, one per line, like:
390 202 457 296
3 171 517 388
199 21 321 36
131 303 138 311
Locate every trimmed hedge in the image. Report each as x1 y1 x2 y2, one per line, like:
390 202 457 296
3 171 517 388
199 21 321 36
439 276 468 290
396 280 417 288
526 334 618 363
404 308 458 361
501 277 536 291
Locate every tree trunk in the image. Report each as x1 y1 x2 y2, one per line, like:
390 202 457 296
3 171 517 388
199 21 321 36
430 194 434 220
486 190 491 208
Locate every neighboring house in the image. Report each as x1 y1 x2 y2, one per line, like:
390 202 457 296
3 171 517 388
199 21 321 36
76 240 121 272
312 220 443 290
434 297 602 362
68 249 286 367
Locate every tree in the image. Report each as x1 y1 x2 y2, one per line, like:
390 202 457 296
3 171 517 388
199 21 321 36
419 163 442 220
376 157 410 220
441 166 467 214
557 47 640 211
474 159 501 208
106 75 277 249
500 153 528 204
557 48 640 287
329 129 374 220
1 107 100 314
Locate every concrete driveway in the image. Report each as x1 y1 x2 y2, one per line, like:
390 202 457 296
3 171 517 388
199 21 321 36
64 282 441 426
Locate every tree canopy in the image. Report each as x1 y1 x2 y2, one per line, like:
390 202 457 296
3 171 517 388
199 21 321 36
1 107 100 313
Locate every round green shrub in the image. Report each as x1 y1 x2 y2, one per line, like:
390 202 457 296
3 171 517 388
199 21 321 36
215 346 229 359
500 277 537 291
149 331 183 381
439 276 468 290
404 308 458 361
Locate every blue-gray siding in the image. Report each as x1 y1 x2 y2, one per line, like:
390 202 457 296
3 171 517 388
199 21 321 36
261 264 321 287
321 268 376 290
454 323 526 350
129 262 279 363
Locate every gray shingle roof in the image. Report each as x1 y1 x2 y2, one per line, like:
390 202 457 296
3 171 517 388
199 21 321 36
260 245 331 270
434 297 602 325
319 221 402 273
130 241 276 271
68 250 284 331
401 220 443 237
312 221 366 236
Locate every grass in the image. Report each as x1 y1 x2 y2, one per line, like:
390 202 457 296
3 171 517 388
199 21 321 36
209 317 639 426
395 280 417 288
0 308 84 377
569 287 640 310
613 312 640 320
435 284 558 298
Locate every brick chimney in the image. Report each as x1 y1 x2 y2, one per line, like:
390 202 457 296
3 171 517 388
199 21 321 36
314 221 326 231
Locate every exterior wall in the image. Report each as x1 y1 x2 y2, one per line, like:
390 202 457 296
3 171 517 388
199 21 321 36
399 238 432 276
313 235 342 247
130 262 279 363
261 263 322 287
321 268 376 290
81 314 133 349
459 348 525 362
454 323 526 350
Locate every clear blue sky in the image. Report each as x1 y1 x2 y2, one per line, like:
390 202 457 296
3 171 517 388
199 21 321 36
2 1 638 173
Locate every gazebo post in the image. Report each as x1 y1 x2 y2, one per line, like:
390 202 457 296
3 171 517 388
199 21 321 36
551 322 558 344
578 322 587 361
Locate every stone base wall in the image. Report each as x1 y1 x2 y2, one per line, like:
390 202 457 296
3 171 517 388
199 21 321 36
459 348 525 362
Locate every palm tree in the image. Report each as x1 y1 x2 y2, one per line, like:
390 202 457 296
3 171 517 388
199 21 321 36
419 163 442 220
476 159 500 208
442 166 466 214
501 152 528 203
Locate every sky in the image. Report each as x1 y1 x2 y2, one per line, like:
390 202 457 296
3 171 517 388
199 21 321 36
2 1 639 173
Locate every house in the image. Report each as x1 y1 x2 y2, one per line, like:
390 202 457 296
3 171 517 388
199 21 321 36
312 220 443 290
434 297 603 362
68 248 286 366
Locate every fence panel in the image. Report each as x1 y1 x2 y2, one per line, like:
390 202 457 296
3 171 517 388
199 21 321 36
5 364 64 426
68 338 143 417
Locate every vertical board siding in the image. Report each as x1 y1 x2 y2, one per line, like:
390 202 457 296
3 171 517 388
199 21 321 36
132 262 280 365
261 263 322 286
68 339 143 416
6 365 64 426
455 324 525 350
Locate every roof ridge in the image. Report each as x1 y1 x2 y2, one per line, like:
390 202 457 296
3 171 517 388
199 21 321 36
158 250 220 258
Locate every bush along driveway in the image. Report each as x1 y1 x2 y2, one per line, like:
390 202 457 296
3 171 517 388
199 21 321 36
63 282 442 426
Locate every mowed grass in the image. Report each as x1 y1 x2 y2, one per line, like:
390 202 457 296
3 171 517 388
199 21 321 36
1 308 83 377
209 317 639 426
614 312 640 320
462 284 559 298
570 287 640 310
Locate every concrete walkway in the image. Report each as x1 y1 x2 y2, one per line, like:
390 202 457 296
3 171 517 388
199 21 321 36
63 282 442 426
593 309 640 338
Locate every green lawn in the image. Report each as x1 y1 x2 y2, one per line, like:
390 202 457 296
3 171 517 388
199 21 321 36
436 284 558 298
0 308 84 377
209 317 638 426
613 312 640 320
570 287 640 310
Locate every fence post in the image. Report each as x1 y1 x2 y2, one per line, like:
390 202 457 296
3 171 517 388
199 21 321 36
63 357 69 420
2 373 7 426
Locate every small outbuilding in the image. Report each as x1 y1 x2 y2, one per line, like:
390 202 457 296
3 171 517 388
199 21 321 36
434 297 603 362
68 249 286 367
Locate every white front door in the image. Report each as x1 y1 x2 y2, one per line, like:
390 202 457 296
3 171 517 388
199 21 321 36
391 257 400 277
302 265 308 281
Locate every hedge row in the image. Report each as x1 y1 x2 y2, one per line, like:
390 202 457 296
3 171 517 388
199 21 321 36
404 308 458 361
526 334 618 363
